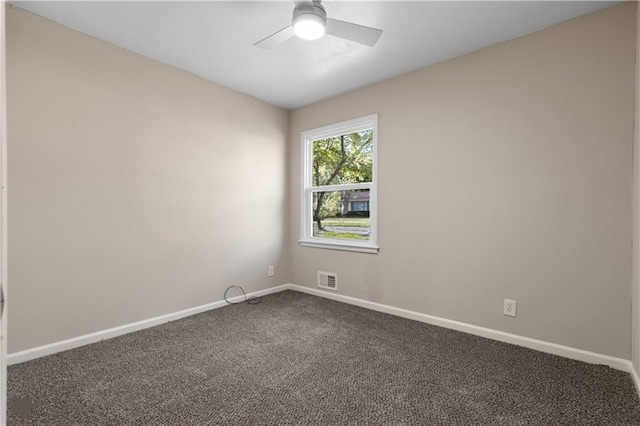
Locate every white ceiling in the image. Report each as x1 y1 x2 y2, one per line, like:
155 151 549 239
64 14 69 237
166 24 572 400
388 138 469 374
11 1 621 110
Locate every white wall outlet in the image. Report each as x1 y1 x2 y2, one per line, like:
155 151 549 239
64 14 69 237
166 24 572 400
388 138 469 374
268 266 274 277
504 299 517 317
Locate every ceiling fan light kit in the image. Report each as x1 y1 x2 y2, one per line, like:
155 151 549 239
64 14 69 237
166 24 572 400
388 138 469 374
293 4 326 40
254 0 383 49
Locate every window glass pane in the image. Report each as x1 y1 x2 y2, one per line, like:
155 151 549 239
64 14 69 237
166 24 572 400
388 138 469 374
312 129 373 187
312 189 370 241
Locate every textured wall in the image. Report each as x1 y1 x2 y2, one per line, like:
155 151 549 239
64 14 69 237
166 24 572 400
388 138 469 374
289 3 635 358
6 7 289 353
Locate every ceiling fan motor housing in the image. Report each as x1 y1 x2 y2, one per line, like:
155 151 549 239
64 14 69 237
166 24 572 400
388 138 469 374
293 2 326 20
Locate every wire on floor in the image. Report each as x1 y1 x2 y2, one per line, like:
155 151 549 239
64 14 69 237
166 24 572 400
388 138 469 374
224 285 262 305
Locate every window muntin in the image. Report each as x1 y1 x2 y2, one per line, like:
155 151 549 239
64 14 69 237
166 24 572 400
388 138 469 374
300 114 378 253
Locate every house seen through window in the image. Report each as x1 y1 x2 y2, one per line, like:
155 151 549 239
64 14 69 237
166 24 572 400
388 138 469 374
300 114 378 253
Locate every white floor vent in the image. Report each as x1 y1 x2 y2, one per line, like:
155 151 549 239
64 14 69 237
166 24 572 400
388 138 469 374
317 271 338 291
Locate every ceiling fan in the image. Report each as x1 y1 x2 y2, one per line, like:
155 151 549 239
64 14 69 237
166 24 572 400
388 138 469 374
254 0 383 49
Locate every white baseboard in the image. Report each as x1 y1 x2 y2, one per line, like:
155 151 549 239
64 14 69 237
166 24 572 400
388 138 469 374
630 363 640 396
286 284 635 373
8 282 637 385
7 284 289 365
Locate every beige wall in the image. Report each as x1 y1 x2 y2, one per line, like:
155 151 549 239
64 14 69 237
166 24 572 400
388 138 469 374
7 3 638 361
633 1 640 371
290 3 636 359
6 7 289 353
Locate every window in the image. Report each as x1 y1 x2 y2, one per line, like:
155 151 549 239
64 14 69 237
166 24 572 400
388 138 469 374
300 114 378 253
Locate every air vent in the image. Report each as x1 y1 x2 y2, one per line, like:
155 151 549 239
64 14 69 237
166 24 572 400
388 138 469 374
317 271 338 291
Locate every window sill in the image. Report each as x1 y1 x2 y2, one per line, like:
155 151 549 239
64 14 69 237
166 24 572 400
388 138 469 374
299 240 379 254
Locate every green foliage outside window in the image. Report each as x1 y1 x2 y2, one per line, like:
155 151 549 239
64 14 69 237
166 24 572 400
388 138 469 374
312 130 373 236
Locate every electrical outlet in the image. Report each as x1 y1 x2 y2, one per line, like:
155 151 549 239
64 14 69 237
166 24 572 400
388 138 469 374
504 299 517 317
268 266 274 277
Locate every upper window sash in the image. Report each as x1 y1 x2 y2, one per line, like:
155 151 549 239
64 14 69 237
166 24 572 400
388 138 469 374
302 114 377 187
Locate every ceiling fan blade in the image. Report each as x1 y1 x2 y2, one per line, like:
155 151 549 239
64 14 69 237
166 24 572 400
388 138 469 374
325 18 382 47
254 26 295 49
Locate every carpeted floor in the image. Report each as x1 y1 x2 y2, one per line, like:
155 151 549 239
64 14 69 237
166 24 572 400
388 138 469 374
7 290 640 425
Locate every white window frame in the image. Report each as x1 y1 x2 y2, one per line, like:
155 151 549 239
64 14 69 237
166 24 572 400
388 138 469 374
299 114 378 254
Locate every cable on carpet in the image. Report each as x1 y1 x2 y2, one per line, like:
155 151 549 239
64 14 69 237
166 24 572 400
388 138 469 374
224 285 262 305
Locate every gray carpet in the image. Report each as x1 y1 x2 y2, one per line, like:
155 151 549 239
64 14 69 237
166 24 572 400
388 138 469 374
8 290 640 425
